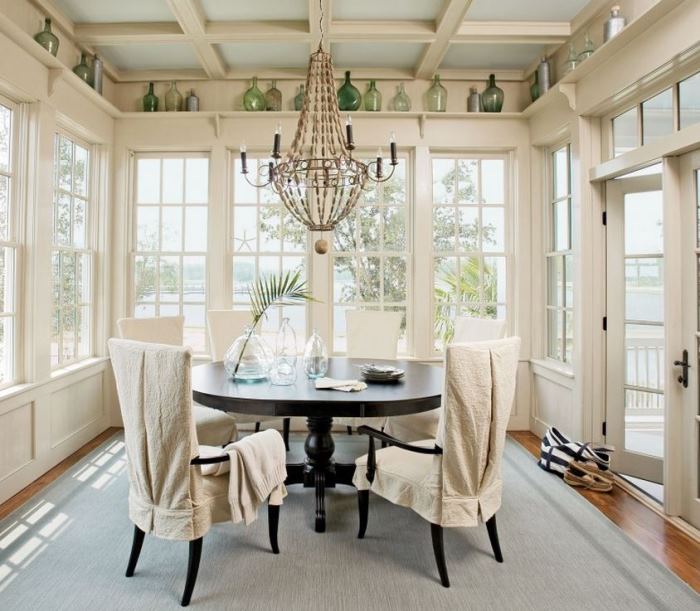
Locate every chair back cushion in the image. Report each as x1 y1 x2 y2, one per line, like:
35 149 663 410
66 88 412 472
117 315 184 346
108 338 215 541
453 317 506 343
346 310 402 359
207 310 251 361
437 337 520 525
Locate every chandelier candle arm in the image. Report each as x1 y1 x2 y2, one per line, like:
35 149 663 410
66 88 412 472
390 131 398 166
376 148 383 179
345 115 355 150
240 143 248 174
272 124 281 159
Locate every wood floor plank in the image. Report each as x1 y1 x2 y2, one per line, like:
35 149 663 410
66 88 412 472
509 431 700 593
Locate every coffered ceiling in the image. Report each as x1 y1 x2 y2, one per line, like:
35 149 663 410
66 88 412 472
34 0 598 82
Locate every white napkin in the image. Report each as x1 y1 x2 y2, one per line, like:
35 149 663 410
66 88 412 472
315 377 367 392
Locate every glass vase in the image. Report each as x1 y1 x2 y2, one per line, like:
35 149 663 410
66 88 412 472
530 71 540 102
294 84 305 111
577 32 595 63
34 18 59 57
363 80 382 111
271 318 298 386
563 43 579 75
303 330 328 379
482 74 504 113
165 81 183 111
392 82 411 112
72 53 92 85
265 80 282 111
142 82 159 112
244 77 266 111
224 326 274 382
337 71 361 111
426 75 447 112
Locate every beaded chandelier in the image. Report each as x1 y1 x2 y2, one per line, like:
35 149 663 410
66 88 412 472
239 1 397 252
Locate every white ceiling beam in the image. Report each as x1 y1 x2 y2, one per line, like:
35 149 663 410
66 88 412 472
117 68 209 82
330 20 435 42
165 0 226 79
309 0 331 52
74 22 186 45
415 0 475 79
205 21 310 43
454 21 570 44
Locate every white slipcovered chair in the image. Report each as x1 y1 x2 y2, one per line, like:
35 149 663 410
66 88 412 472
207 310 290 450
384 317 507 442
108 338 282 606
336 310 402 434
116 315 238 447
353 337 521 587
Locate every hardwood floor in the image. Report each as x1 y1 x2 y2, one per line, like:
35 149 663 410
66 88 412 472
0 427 698 594
509 431 700 593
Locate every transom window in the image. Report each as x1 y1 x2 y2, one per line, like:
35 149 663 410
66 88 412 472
431 155 507 350
546 144 573 364
52 132 92 367
132 154 209 352
0 99 17 384
332 157 409 353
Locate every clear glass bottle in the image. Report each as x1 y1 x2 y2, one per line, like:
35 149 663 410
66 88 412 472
294 84 305 111
303 330 328 379
577 31 595 63
426 75 447 112
244 77 266 111
363 80 382 111
482 74 504 113
337 71 362 111
142 82 159 112
563 43 579 75
72 53 92 85
224 326 274 382
265 80 282 111
392 82 411 112
164 81 183 111
271 318 298 386
34 18 59 57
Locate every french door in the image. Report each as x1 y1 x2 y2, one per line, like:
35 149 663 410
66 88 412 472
606 175 665 483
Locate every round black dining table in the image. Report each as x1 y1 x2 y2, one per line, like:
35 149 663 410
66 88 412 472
192 358 443 532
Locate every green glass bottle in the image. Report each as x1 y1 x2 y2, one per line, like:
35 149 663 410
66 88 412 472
337 71 361 111
426 75 447 112
164 81 183 111
563 43 579 75
392 82 411 111
530 71 540 102
142 82 159 112
577 31 595 63
363 80 382 111
72 53 92 85
34 18 59 57
244 77 266 112
294 84 305 111
482 74 504 113
265 80 282 111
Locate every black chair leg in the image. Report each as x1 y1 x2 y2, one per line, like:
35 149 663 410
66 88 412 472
282 418 290 452
254 422 261 433
181 537 203 607
430 523 450 588
357 490 369 539
486 514 503 563
347 426 353 435
125 525 145 577
268 504 280 554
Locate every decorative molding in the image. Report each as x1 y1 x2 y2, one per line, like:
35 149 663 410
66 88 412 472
47 67 62 96
559 83 576 111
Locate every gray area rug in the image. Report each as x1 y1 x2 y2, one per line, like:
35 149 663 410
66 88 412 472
0 433 697 610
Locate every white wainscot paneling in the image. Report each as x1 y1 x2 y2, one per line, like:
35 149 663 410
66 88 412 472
532 370 575 438
50 374 104 448
0 402 34 480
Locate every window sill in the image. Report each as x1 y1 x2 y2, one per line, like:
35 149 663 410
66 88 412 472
530 358 575 388
50 356 110 381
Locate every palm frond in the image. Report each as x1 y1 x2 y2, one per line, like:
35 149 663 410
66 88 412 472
248 270 316 326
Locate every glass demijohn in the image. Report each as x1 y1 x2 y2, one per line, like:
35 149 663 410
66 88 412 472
271 318 298 385
35 18 59 56
364 80 382 111
337 71 362 111
426 75 447 112
164 81 183 111
563 44 579 75
530 71 540 102
482 74 504 113
303 330 328 379
392 83 411 111
265 80 282 111
244 77 266 111
224 326 274 382
294 84 305 111
72 53 92 85
142 82 158 112
578 32 595 62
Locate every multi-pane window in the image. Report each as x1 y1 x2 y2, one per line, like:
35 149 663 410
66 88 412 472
432 156 507 350
546 145 573 364
232 156 308 350
679 71 700 130
133 155 209 352
332 157 409 353
51 133 92 367
0 100 16 384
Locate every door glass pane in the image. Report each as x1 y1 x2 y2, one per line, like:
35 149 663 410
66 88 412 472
613 107 638 157
624 191 663 254
625 258 664 322
642 89 674 144
624 389 664 458
679 72 700 130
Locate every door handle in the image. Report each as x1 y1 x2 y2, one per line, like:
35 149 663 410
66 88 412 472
673 349 690 388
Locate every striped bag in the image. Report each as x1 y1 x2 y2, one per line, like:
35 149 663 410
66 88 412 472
539 427 614 477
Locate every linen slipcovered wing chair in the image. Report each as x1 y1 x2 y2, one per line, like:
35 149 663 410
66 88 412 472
336 310 402 435
108 339 283 606
353 337 520 587
207 310 291 450
117 315 238 447
385 317 507 442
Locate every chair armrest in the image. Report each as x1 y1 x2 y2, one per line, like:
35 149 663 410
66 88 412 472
190 454 230 465
356 426 442 455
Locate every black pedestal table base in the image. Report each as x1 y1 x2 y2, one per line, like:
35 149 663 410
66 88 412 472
284 416 356 533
